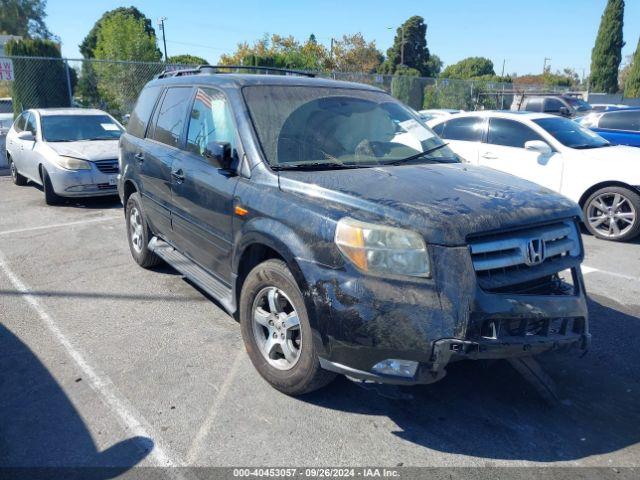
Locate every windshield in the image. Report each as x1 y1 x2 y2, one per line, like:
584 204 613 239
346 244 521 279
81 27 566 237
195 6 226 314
242 85 458 169
565 97 592 112
0 116 12 129
533 117 610 149
41 114 123 142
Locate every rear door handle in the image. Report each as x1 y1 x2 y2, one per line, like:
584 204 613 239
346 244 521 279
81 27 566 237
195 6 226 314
134 152 144 162
171 169 185 183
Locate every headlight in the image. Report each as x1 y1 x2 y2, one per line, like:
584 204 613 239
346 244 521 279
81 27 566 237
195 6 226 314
53 156 92 170
335 218 430 277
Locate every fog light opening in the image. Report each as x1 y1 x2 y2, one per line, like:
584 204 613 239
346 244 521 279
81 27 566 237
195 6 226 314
371 359 418 378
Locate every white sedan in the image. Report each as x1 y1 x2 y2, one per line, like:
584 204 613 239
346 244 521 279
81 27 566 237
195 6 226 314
428 111 640 241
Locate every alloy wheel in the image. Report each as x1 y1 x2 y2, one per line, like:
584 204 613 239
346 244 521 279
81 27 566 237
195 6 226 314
587 192 637 239
129 206 144 253
9 160 17 182
251 286 302 370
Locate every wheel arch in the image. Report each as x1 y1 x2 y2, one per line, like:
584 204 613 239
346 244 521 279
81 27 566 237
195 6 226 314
122 179 139 206
578 181 639 208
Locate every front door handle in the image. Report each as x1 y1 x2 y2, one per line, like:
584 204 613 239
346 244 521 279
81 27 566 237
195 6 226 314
134 152 144 163
171 169 185 183
481 152 497 159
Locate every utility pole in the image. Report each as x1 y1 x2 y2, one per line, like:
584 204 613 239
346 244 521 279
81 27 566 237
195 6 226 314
158 17 168 62
543 57 551 74
501 59 506 77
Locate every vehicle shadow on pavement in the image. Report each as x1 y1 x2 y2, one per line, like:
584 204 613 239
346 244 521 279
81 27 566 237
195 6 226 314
301 295 640 462
0 324 150 475
26 183 122 210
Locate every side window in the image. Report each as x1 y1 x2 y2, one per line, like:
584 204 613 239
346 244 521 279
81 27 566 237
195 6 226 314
128 85 162 138
150 87 192 148
544 98 565 113
524 98 543 112
599 111 640 132
186 87 236 158
24 113 37 135
432 122 445 136
13 112 27 133
487 118 545 148
438 117 484 142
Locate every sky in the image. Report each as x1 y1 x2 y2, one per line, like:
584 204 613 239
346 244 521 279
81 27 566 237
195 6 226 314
46 0 640 76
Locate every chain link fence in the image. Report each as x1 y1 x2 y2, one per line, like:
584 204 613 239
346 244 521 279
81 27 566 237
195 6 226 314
0 55 572 122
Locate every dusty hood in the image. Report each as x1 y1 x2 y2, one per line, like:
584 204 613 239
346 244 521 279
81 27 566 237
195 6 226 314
46 140 119 161
278 163 581 246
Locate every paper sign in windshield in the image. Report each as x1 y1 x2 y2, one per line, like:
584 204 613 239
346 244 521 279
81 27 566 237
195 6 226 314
101 123 120 131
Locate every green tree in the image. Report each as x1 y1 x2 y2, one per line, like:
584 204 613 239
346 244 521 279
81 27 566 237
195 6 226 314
624 37 640 97
331 33 383 73
441 57 495 79
590 0 625 93
390 65 423 109
167 54 208 65
92 12 162 117
0 0 53 38
426 54 443 76
381 16 431 76
5 38 70 114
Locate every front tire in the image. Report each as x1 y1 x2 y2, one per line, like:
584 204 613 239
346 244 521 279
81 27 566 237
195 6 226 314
125 192 161 268
41 167 62 205
240 259 335 395
8 157 27 186
583 186 640 242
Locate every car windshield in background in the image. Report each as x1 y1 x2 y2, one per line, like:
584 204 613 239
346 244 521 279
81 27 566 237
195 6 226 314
0 117 13 129
565 97 592 112
242 85 458 169
533 117 610 149
41 115 123 142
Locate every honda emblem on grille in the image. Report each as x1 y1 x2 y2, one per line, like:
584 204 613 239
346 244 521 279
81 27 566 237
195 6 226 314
525 238 546 266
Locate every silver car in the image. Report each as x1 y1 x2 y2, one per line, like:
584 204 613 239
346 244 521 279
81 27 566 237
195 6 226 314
5 108 124 205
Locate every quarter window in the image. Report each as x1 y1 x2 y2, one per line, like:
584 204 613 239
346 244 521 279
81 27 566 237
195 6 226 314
438 117 484 142
486 118 545 148
186 88 236 158
151 87 192 147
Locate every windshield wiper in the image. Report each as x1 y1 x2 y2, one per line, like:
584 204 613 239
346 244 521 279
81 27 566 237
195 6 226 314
384 143 451 165
271 162 376 171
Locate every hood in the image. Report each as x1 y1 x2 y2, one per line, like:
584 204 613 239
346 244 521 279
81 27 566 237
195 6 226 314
46 140 119 161
278 163 581 246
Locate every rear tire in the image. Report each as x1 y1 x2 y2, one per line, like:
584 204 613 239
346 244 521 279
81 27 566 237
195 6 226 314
8 157 27 186
41 168 62 205
125 192 161 268
583 186 640 242
240 259 335 395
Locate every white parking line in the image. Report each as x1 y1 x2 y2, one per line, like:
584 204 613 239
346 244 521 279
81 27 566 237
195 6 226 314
0 216 121 237
0 249 183 469
583 265 639 282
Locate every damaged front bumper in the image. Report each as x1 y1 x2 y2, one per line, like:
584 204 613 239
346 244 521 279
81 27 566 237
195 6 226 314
300 242 590 386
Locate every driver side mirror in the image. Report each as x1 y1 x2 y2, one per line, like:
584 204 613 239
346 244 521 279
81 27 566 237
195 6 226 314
204 141 232 170
524 140 552 155
17 130 35 142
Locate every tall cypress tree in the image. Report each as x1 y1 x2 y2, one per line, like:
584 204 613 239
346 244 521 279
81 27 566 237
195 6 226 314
380 16 431 76
590 0 625 93
624 37 640 97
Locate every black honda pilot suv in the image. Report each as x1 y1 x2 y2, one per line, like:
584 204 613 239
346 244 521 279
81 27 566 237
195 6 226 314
118 66 590 395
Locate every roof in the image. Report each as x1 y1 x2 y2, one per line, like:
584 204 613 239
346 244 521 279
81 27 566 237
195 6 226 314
33 108 109 116
428 110 557 124
148 72 384 93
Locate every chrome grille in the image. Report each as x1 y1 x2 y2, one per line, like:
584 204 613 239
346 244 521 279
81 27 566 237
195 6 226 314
94 159 119 174
469 220 581 291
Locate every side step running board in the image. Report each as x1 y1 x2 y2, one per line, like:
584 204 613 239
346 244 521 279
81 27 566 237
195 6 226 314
148 237 236 314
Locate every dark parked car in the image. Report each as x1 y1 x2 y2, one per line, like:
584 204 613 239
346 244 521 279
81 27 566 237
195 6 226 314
118 66 590 395
577 108 640 147
514 94 592 118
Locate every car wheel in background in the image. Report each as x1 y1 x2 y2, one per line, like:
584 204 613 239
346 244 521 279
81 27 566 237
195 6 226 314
240 259 335 395
125 192 162 268
41 167 62 205
8 156 27 186
583 186 640 242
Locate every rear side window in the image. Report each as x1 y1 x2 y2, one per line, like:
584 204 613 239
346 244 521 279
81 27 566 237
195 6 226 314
524 98 543 112
127 85 162 138
150 87 192 147
599 111 640 132
186 87 236 157
438 117 484 142
486 118 545 148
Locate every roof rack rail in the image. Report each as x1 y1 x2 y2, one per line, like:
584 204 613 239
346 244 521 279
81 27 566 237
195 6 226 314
156 64 316 79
